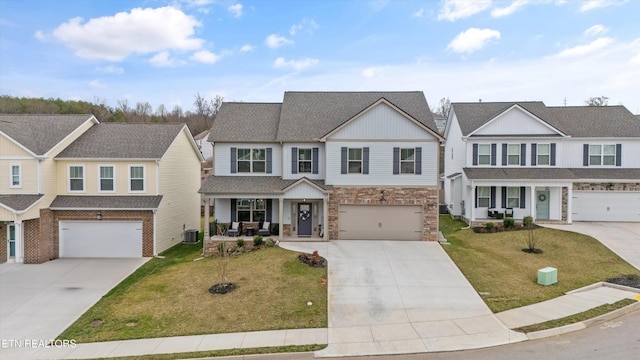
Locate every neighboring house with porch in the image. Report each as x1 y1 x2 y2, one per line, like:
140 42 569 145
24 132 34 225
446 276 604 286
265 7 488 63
200 91 444 241
1 114 203 263
443 102 640 225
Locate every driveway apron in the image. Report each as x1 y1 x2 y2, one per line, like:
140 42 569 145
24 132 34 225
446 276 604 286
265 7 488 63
0 258 148 360
281 240 526 357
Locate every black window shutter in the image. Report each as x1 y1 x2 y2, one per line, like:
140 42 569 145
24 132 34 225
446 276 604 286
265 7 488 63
266 199 272 222
583 144 589 166
393 147 400 174
472 144 478 166
340 147 347 174
616 144 622 166
502 144 508 165
231 199 237 222
520 143 526 166
415 147 422 175
312 147 319 174
266 148 272 174
230 147 237 173
501 187 507 208
490 186 496 208
531 143 537 166
491 144 497 166
550 143 556 166
363 147 369 174
520 187 526 208
291 147 298 174
475 187 478 208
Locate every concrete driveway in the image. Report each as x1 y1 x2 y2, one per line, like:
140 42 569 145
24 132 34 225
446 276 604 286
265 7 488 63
0 258 148 357
543 222 640 270
281 240 526 357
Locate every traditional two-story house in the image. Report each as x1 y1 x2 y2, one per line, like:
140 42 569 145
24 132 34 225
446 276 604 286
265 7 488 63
200 91 444 241
443 102 640 225
1 115 203 263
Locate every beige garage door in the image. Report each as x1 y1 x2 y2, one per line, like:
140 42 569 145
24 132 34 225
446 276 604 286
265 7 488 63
339 205 422 240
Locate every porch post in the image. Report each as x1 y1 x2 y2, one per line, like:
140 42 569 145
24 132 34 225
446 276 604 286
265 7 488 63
323 196 329 241
15 220 23 263
470 185 476 222
203 197 210 239
567 186 573 224
530 186 536 221
278 197 284 241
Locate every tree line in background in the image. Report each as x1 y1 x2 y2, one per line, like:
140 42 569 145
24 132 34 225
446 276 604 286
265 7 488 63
0 93 223 135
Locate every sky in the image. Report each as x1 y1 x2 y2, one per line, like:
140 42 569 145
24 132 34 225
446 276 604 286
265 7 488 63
1 0 639 114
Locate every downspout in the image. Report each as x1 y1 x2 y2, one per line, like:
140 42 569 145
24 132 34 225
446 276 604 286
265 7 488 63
153 209 157 256
37 159 42 194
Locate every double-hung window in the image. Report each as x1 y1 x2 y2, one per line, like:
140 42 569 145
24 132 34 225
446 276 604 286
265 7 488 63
477 187 490 207
507 144 521 165
69 165 85 192
536 144 550 165
298 149 312 173
507 187 520 208
589 145 615 166
477 144 491 165
236 199 266 222
400 148 415 174
348 148 362 174
237 148 266 173
9 164 21 188
129 165 145 192
99 165 115 192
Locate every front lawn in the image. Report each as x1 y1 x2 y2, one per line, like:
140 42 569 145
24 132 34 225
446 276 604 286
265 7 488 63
440 215 640 313
59 242 327 343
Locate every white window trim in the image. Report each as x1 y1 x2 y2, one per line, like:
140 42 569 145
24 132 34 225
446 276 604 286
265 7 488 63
9 163 22 188
298 148 313 174
400 148 416 174
536 143 551 166
477 186 490 208
128 164 145 193
98 164 116 193
507 187 520 208
477 144 491 166
348 148 363 174
237 148 267 173
589 144 616 166
68 164 85 193
236 198 266 222
507 144 521 166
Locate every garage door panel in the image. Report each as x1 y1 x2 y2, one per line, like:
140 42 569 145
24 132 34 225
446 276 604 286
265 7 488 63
60 221 143 258
573 192 640 222
339 205 422 240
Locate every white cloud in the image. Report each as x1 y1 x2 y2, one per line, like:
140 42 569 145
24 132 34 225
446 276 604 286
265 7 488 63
438 0 492 21
447 28 501 54
289 18 319 36
554 37 614 58
34 30 46 40
362 67 383 78
413 8 425 17
228 3 243 18
491 0 529 17
584 24 608 37
89 80 106 88
97 65 124 74
273 57 319 71
50 6 203 61
580 0 628 12
266 34 293 49
240 44 255 52
630 53 640 65
190 50 222 64
149 51 177 67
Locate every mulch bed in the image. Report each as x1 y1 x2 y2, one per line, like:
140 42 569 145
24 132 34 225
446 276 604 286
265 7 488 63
473 224 540 233
209 283 237 295
607 274 640 289
298 251 327 268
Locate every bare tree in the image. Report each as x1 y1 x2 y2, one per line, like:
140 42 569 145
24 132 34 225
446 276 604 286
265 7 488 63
117 99 130 114
155 104 167 118
585 96 609 106
135 101 153 121
432 97 451 117
194 93 213 129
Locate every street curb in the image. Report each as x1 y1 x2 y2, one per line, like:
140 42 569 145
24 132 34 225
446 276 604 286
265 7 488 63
526 300 640 340
566 281 640 295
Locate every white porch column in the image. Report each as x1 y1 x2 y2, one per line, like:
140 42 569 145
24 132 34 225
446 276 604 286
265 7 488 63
14 220 23 263
470 185 476 222
278 197 284 241
323 196 329 241
203 198 210 239
530 186 536 221
567 186 573 224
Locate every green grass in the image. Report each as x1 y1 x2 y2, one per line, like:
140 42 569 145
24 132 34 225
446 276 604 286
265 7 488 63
84 345 324 360
59 242 327 343
439 215 640 313
514 298 637 333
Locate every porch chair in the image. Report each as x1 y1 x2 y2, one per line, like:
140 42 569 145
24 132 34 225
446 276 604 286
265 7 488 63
257 221 271 236
505 208 514 218
228 222 242 237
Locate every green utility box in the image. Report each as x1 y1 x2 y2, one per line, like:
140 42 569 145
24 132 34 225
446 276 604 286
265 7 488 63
538 267 558 286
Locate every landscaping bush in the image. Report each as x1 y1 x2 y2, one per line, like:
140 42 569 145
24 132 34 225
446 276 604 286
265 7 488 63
265 238 276 247
236 238 245 248
485 222 495 230
523 216 534 227
253 235 263 246
503 217 515 228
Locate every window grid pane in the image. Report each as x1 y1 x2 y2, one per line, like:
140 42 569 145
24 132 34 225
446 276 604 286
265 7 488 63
507 144 520 165
507 187 520 208
70 166 84 191
130 166 144 191
478 144 491 165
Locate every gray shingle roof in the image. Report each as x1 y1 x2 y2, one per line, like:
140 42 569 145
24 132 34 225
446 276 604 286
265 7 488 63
0 194 44 212
452 102 640 137
199 176 331 194
0 114 95 155
56 123 186 159
209 91 439 142
463 167 640 180
209 103 281 142
49 195 163 209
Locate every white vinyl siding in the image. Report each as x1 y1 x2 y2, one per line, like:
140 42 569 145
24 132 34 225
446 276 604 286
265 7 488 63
473 106 559 136
214 143 282 176
129 165 145 192
68 165 85 192
282 143 324 180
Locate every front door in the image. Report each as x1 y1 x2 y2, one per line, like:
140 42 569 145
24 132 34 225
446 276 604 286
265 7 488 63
536 190 550 220
8 224 16 260
298 203 312 236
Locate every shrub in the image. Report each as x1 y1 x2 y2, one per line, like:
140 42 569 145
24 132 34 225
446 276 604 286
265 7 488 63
265 238 276 247
217 242 225 255
503 217 515 228
253 235 263 246
523 216 534 227
236 238 245 248
485 222 495 230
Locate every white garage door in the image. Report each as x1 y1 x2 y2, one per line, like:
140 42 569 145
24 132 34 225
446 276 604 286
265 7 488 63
573 191 640 222
339 205 422 240
60 221 143 258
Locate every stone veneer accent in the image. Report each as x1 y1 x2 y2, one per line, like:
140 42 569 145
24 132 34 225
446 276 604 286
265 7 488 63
328 186 439 241
0 224 6 263
561 187 568 222
573 182 640 191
